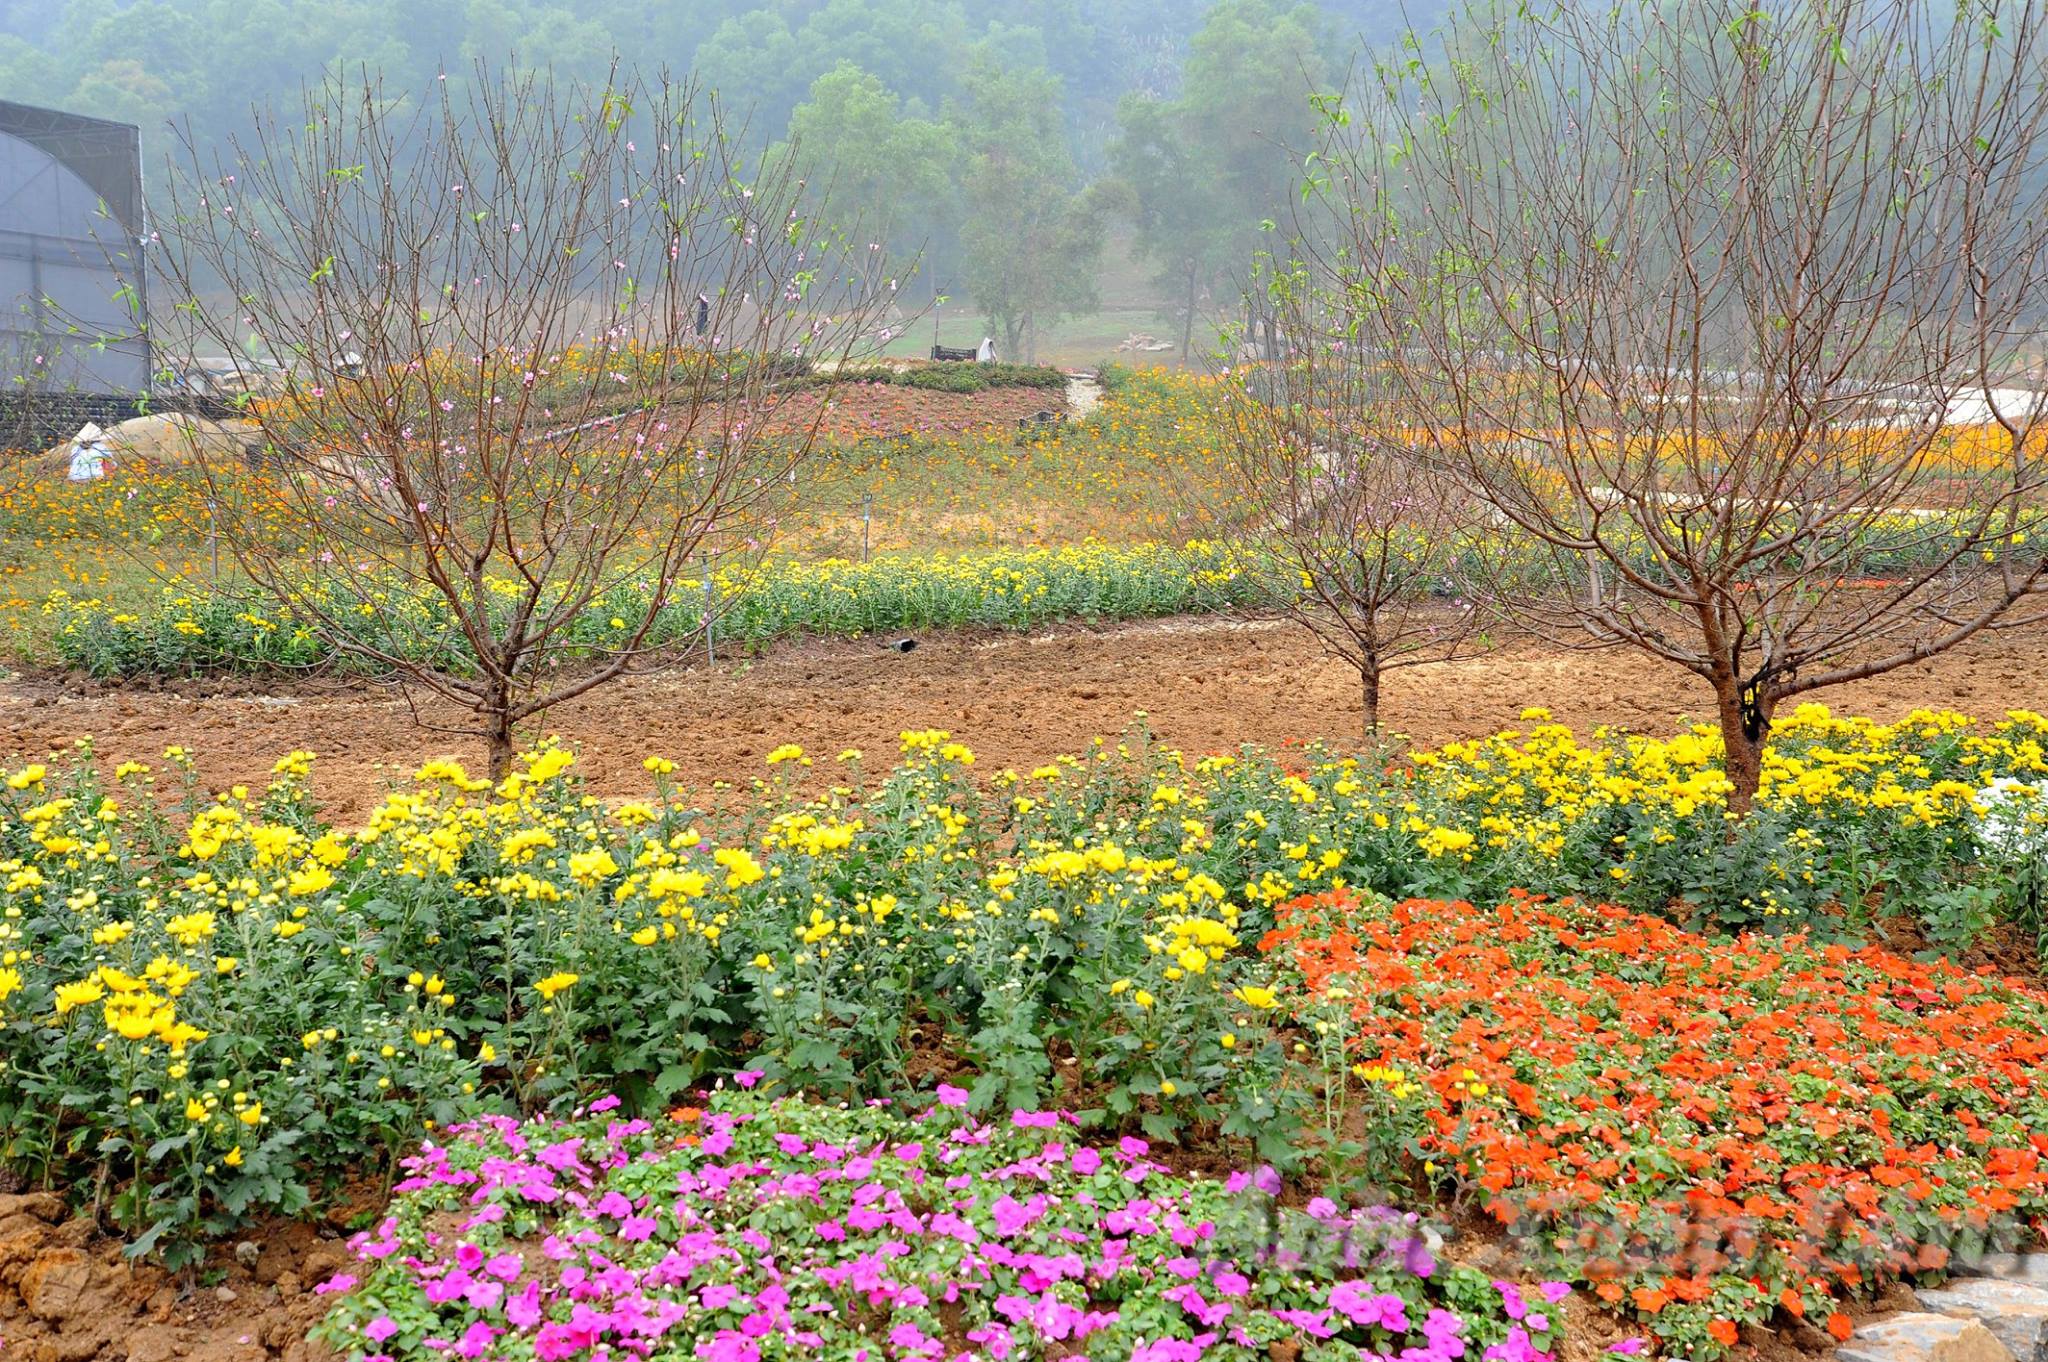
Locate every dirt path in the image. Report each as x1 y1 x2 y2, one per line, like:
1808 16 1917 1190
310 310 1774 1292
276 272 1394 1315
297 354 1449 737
1065 373 1104 420
3 614 2044 821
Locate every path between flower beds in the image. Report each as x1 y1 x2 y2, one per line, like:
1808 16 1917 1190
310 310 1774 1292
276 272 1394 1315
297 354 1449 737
3 613 2043 823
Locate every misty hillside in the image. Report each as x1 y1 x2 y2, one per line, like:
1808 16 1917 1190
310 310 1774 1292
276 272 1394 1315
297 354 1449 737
0 1 1439 151
0 0 1448 360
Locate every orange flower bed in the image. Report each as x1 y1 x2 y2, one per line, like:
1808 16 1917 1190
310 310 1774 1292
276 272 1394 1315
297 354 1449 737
1261 889 2048 1356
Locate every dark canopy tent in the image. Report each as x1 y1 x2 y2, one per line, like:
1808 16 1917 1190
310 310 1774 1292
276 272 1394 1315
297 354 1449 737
0 100 150 402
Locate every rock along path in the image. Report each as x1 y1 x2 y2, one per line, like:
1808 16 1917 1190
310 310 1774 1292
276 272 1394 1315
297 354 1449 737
1846 1258 2048 1362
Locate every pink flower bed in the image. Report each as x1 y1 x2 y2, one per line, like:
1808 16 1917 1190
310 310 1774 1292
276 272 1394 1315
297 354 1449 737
315 1087 1574 1362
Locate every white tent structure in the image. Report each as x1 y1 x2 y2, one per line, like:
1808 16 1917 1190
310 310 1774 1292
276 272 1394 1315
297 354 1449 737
0 100 150 399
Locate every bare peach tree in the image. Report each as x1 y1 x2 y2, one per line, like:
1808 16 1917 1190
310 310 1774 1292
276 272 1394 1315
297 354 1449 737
1214 263 1484 735
152 66 899 777
1314 0 2048 809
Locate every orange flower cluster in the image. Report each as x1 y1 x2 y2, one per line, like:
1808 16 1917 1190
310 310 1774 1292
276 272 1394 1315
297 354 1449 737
1261 888 2048 1355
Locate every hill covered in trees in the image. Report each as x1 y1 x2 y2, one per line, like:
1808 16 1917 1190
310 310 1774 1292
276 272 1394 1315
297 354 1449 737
0 0 1447 359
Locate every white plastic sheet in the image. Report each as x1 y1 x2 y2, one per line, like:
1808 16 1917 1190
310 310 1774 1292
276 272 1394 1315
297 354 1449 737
65 421 111 481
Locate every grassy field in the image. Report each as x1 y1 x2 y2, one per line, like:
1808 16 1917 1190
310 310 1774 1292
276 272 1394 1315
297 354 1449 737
879 230 1219 368
792 368 1231 555
884 305 1192 367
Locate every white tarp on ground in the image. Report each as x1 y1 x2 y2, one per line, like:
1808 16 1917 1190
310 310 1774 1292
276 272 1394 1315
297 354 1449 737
1945 388 2048 426
65 421 109 480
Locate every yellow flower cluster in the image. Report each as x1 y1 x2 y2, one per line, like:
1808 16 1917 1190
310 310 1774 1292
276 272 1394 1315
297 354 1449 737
1403 704 2048 860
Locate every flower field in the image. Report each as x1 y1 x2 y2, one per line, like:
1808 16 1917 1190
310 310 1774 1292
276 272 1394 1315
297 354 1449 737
1264 889 2048 1356
29 527 2024 684
3 16 2046 1361
0 371 1241 664
3 366 2029 682
1396 705 2048 938
316 1088 1570 1362
1 706 2045 1336
36 541 1265 678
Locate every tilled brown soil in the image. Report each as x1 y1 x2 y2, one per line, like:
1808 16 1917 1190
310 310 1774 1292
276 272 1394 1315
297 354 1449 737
4 614 2044 819
0 1189 348 1362
776 378 1069 439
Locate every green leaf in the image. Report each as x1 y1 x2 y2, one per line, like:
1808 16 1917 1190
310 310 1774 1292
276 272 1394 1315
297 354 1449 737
146 1133 193 1161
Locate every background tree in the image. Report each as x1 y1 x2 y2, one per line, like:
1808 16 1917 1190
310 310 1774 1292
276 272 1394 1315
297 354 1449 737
1108 0 1329 358
951 53 1108 360
1206 256 1483 734
1106 97 1225 359
693 0 973 146
152 65 896 778
1317 0 2048 810
772 64 960 290
0 0 1437 369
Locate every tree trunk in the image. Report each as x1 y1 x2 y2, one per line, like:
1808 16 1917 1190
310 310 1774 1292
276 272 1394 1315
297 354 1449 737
1712 675 1770 816
1181 261 1198 363
485 683 516 783
486 722 516 784
1361 662 1382 736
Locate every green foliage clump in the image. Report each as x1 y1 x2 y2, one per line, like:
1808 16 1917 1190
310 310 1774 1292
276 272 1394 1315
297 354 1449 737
785 361 1069 394
1095 360 1138 393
